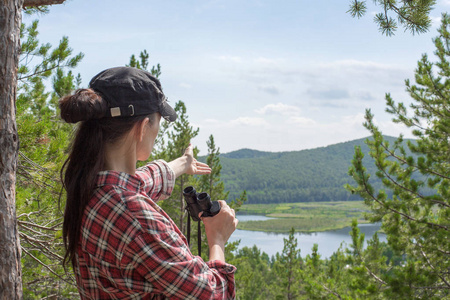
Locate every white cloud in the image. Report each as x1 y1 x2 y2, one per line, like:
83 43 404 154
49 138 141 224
253 57 282 65
191 110 417 154
217 55 242 63
322 60 396 70
286 117 317 126
192 113 370 153
431 15 442 27
255 103 301 116
374 118 415 139
204 118 220 124
230 117 269 126
185 57 413 153
221 56 409 110
341 113 366 127
179 82 192 89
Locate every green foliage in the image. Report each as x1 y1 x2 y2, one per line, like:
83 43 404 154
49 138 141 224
199 135 229 201
126 49 161 78
158 101 200 234
347 0 436 36
345 14 450 298
274 228 303 299
229 189 248 212
19 20 83 83
230 246 274 299
17 18 83 299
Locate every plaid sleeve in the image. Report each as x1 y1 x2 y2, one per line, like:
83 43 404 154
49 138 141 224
121 229 236 300
136 160 175 201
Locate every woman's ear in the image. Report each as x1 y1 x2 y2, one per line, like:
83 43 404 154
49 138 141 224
137 117 150 142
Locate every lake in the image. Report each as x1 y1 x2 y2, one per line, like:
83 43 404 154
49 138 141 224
229 215 386 258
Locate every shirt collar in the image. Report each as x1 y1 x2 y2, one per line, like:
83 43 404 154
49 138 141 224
96 170 143 192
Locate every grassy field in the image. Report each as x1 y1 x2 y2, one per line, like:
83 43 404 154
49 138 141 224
236 201 370 233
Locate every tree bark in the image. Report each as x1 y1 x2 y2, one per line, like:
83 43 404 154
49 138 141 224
0 0 23 299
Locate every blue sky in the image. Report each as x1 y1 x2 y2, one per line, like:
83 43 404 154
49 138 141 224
25 0 450 154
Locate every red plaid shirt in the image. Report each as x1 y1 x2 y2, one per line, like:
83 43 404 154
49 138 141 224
74 160 236 299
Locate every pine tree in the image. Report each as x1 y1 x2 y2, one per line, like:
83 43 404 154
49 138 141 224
229 190 247 211
273 228 302 299
346 13 450 299
161 101 200 234
126 49 161 78
199 134 229 201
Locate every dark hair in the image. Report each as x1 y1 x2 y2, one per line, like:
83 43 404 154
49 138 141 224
59 88 154 268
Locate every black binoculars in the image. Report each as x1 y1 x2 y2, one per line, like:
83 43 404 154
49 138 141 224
183 186 221 221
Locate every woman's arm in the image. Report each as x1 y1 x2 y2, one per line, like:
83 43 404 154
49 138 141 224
201 200 238 263
168 144 211 178
137 144 210 200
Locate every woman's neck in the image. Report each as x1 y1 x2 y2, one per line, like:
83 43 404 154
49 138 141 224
103 134 138 175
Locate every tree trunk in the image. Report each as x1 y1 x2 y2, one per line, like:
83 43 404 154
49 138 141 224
0 0 23 299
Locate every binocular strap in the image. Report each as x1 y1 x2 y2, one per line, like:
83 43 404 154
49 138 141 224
186 213 202 257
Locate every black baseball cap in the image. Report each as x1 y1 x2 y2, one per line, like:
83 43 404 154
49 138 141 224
89 67 177 122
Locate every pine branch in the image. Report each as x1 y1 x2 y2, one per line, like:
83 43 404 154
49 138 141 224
389 4 419 27
320 283 342 299
412 284 450 290
23 0 66 7
18 64 59 81
17 210 42 219
358 162 449 231
21 248 74 286
19 222 50 238
18 220 61 231
379 142 450 184
374 157 428 201
419 248 450 288
19 151 50 174
423 66 448 119
20 232 63 261
364 265 387 285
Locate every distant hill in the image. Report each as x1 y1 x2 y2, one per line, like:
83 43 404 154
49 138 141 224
199 136 415 204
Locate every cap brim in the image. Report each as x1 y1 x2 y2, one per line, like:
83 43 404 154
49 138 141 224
160 101 177 122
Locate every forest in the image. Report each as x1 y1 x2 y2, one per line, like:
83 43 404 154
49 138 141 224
1 1 449 299
206 136 418 204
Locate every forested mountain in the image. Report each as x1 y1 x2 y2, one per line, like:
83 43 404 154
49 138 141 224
202 136 413 204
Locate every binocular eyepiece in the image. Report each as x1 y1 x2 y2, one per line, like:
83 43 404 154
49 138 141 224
183 186 221 221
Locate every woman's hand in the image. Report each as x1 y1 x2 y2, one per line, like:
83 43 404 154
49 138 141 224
201 201 238 262
184 143 211 175
168 143 211 178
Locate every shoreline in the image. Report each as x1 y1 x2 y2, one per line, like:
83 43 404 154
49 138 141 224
236 218 371 233
235 201 372 233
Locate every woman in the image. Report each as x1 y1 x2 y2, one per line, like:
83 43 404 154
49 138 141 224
60 66 238 299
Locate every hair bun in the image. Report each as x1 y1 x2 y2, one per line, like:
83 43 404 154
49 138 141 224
59 89 108 123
